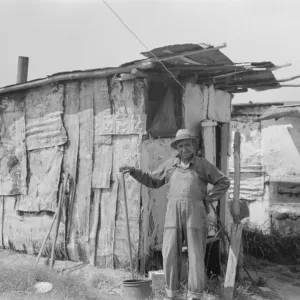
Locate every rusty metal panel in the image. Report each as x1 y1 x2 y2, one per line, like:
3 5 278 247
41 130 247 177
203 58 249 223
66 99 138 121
112 135 142 268
92 144 113 189
109 80 146 115
3 196 65 255
17 146 63 212
0 93 27 195
207 85 232 122
97 112 146 136
96 180 118 268
230 120 262 169
262 118 300 178
228 167 264 202
25 84 67 150
182 83 207 135
140 43 233 66
92 79 113 189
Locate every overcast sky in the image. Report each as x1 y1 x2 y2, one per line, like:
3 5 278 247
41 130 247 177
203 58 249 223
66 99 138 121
1 0 300 104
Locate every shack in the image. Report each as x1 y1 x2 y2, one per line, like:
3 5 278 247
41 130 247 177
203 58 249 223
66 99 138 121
230 102 300 234
0 42 295 272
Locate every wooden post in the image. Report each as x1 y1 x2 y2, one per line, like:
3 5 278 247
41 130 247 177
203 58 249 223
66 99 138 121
219 123 230 274
49 173 68 268
201 120 217 236
223 131 242 300
16 56 29 83
232 131 241 223
220 123 230 229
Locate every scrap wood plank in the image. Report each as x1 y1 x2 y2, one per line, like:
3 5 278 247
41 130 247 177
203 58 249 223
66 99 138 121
92 78 113 189
222 224 243 300
0 93 27 196
3 196 65 255
89 188 101 266
96 180 118 268
183 83 208 135
63 81 80 261
17 146 64 213
72 79 93 261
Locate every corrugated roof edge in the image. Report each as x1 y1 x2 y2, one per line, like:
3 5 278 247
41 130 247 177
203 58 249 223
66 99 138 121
0 65 139 95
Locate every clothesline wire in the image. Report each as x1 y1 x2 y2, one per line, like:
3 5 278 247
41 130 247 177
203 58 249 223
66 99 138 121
102 0 185 90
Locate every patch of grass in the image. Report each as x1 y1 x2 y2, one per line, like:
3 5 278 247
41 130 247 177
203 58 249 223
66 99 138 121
243 227 300 264
0 263 100 300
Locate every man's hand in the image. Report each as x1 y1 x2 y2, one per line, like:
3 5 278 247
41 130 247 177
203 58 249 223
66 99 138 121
119 166 135 174
203 195 213 214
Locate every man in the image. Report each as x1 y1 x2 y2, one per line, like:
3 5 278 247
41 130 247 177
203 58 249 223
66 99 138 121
120 129 230 300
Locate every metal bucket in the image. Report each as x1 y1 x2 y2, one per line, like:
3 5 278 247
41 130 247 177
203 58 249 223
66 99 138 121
122 279 153 300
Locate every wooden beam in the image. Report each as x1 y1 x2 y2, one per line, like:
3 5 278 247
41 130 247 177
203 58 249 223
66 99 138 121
130 68 148 77
213 71 246 80
146 43 227 63
0 66 134 95
170 65 244 72
271 63 292 71
162 49 205 65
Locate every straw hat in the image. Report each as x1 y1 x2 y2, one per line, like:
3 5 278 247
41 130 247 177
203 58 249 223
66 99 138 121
170 129 197 150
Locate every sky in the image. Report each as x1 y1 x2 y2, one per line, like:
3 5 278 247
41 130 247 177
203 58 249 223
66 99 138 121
1 0 300 104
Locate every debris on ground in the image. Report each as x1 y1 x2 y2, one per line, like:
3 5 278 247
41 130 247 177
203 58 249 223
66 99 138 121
1 250 300 300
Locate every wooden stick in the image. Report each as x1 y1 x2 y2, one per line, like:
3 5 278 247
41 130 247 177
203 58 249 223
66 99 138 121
0 196 4 248
278 75 300 83
161 49 205 65
271 63 292 71
35 210 58 267
121 172 134 279
49 173 68 268
280 84 300 87
213 71 246 80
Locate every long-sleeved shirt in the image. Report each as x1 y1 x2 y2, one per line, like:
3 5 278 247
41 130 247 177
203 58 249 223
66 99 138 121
130 155 230 201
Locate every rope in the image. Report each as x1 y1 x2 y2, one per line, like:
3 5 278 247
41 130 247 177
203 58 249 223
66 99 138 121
102 0 185 90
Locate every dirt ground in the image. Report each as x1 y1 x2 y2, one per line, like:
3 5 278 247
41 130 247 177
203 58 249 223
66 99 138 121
1 250 300 300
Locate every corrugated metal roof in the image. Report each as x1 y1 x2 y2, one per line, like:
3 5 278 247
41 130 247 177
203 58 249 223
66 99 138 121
232 102 284 117
140 43 233 66
0 42 295 95
257 105 300 121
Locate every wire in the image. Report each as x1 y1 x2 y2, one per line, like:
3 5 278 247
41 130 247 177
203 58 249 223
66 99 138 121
102 0 185 90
